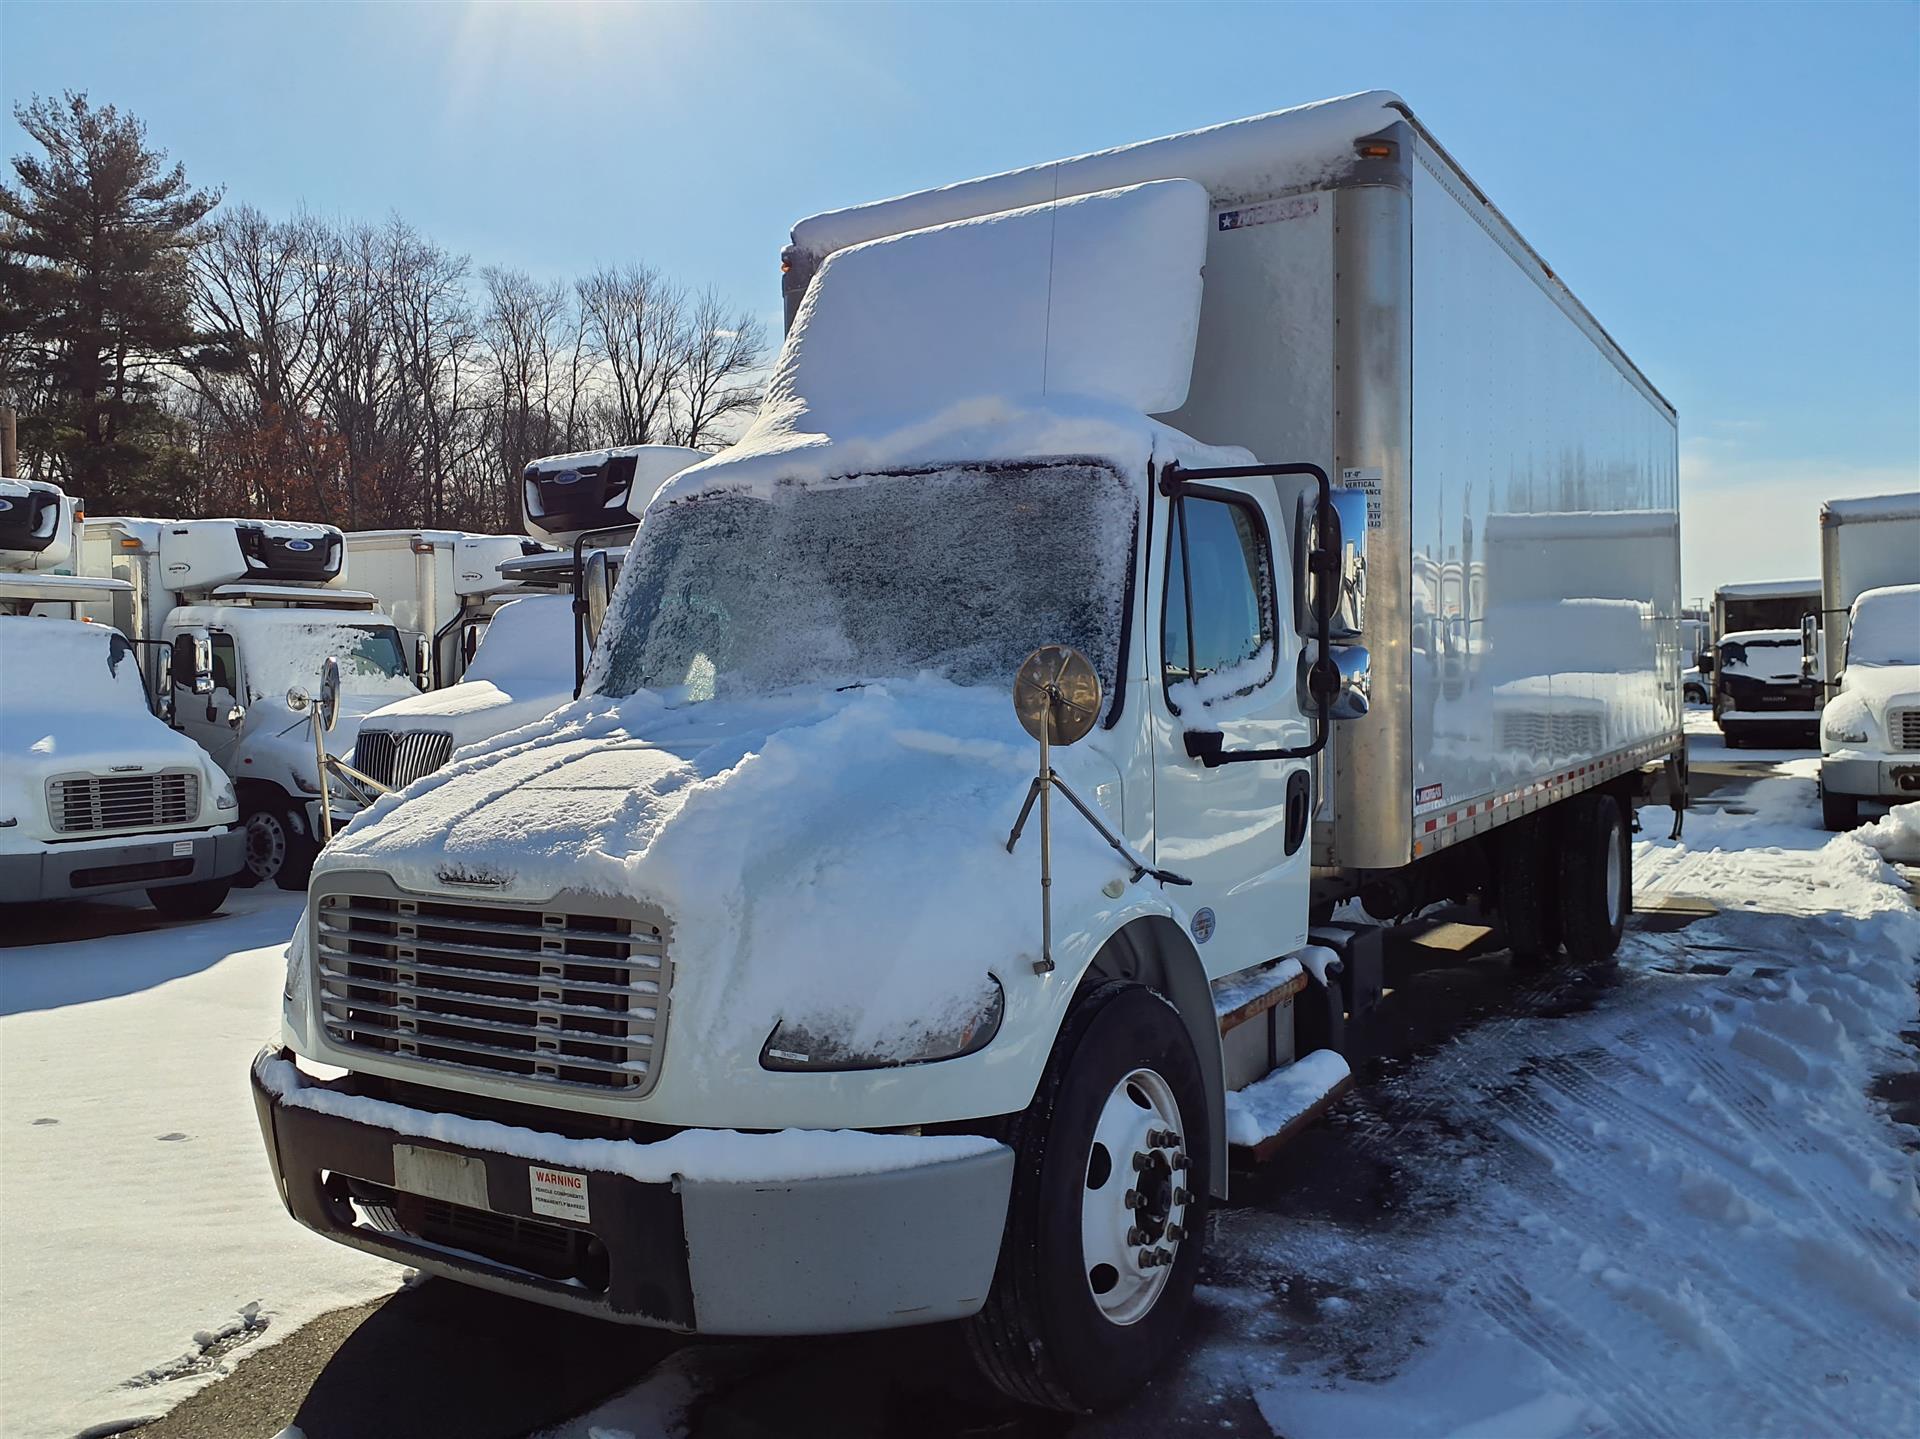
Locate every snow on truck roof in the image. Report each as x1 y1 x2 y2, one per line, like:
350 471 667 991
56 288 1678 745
1717 579 1820 599
652 180 1246 512
788 90 1403 260
1821 491 1920 524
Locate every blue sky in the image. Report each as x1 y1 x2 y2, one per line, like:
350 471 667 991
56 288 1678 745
4 1 1915 597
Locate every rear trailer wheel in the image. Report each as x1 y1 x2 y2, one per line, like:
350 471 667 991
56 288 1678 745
1821 790 1858 832
1557 793 1629 963
1494 815 1560 960
966 981 1209 1413
147 877 233 918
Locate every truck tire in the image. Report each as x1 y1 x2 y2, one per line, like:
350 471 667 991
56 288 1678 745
240 794 317 892
966 981 1208 1412
1556 793 1629 963
1821 790 1858 831
1495 816 1559 961
147 877 233 918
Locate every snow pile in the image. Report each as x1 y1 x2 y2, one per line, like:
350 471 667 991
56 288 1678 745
1224 1049 1350 1149
1854 801 1920 865
321 678 1134 1070
0 893 397 1439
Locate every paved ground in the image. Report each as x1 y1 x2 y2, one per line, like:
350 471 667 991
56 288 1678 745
99 729 1911 1438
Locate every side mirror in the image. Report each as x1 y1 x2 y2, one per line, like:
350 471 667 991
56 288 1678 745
582 549 613 649
316 656 341 734
171 630 214 696
414 633 433 689
1328 644 1371 720
1326 488 1369 639
286 685 311 712
1799 614 1819 680
226 704 247 730
1697 652 1715 675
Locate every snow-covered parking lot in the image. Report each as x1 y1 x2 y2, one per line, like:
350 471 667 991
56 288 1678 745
4 729 1917 1439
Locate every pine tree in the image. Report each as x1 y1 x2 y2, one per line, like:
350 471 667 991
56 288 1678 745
0 92 219 508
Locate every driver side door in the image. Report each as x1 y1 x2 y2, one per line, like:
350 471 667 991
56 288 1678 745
1148 481 1313 979
174 631 244 772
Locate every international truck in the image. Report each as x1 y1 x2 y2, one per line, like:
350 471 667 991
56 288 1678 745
340 529 554 690
1 479 244 912
252 91 1680 1411
1810 492 1920 826
79 517 418 889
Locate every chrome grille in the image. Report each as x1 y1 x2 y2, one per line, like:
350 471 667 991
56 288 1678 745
1892 708 1920 753
353 730 454 789
314 892 667 1095
47 771 198 834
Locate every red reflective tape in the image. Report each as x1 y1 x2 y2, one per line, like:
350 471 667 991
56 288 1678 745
1424 818 1437 833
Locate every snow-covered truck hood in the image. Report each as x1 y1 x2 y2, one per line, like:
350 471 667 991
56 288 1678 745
354 679 570 753
319 679 1133 1073
1823 663 1920 755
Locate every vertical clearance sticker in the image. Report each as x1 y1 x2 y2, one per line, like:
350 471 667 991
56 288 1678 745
1341 467 1385 532
530 1165 591 1223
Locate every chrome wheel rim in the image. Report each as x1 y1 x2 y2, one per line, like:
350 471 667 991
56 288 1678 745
1605 816 1624 927
1082 1067 1189 1325
245 810 286 880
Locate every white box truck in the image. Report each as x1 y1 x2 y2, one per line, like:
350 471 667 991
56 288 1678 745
1812 493 1920 827
340 530 554 690
1 479 245 912
80 518 419 889
253 92 1680 1411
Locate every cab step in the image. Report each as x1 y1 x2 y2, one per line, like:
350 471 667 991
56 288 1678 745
1224 1049 1353 1163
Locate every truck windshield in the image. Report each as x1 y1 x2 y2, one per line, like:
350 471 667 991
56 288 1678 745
245 621 417 699
1848 591 1920 666
592 462 1136 705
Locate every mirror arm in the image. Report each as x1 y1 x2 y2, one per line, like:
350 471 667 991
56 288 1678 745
1159 460 1337 762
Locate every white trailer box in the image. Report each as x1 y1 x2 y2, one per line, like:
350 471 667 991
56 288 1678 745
258 92 1679 1411
342 530 550 688
1817 492 1920 691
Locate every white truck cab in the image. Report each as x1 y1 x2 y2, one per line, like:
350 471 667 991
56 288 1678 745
253 94 1680 1411
1 480 244 912
80 517 418 888
1818 583 1920 828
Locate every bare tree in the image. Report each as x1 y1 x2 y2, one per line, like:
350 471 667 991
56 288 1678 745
675 288 766 449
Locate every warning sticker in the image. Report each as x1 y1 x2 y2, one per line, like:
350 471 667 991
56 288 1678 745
1341 468 1385 531
530 1165 591 1223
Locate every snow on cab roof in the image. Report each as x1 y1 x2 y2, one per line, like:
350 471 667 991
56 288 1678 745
1820 491 1920 524
523 444 707 475
788 90 1403 261
654 180 1244 512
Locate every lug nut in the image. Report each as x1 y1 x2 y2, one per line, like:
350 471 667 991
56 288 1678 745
1161 1130 1181 1147
1173 1187 1191 1206
1168 1224 1185 1243
1153 1246 1172 1266
1127 1225 1145 1246
1172 1152 1189 1170
1146 1128 1167 1147
1132 1151 1149 1172
1123 1189 1141 1208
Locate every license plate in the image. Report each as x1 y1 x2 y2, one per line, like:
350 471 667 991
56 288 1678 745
172 840 194 856
392 1144 490 1208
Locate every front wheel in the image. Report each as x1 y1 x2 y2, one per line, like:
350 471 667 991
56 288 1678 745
147 877 233 918
967 981 1209 1412
240 797 317 892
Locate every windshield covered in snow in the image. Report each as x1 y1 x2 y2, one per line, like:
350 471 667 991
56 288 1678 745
465 594 574 688
0 620 150 717
240 621 417 699
593 462 1136 704
1847 589 1920 666
1719 632 1802 682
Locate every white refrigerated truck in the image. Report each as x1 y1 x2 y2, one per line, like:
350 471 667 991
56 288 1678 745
341 529 554 690
80 517 419 889
1812 493 1920 827
253 92 1679 1410
1 479 244 912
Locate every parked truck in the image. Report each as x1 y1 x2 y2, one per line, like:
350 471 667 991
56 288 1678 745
252 92 1680 1410
1706 579 1821 745
1811 492 1920 827
340 529 554 690
2 479 244 912
80 518 419 889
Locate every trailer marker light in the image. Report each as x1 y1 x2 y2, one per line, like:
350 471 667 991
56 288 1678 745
1358 142 1395 159
410 539 436 554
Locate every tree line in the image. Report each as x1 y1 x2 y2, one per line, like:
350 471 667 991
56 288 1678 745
0 93 767 530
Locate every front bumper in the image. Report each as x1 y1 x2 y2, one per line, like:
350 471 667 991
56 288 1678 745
0 825 245 904
1821 754 1920 802
250 1048 1014 1335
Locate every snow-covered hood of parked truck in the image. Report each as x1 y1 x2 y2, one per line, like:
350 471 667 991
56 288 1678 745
321 679 1135 1071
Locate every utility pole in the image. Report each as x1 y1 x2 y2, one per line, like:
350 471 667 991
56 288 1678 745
1 405 17 476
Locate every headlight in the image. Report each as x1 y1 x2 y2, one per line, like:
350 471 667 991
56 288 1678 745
760 979 1004 1072
215 779 238 811
293 772 321 795
1826 719 1869 744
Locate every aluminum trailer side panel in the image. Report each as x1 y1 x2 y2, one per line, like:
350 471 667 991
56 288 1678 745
1819 493 1920 688
1389 145 1680 869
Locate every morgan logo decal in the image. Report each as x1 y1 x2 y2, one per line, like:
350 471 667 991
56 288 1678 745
1190 907 1216 945
1416 782 1445 809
